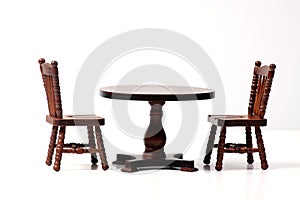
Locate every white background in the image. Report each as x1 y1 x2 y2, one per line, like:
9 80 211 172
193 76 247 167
1 0 299 128
0 0 300 200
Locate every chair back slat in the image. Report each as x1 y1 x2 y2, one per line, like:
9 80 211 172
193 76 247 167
253 76 265 115
39 58 63 118
248 61 276 118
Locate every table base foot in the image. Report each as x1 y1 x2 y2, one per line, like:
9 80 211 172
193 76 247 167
121 166 138 173
112 154 136 165
180 167 199 172
113 153 198 172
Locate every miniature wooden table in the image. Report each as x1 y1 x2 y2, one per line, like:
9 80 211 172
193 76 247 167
100 85 215 172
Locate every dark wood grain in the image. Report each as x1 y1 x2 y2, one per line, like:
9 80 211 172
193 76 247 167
53 126 65 171
255 126 268 169
203 61 276 170
143 101 167 159
207 115 267 126
245 126 254 164
45 126 58 166
215 126 226 171
39 58 109 171
46 115 104 126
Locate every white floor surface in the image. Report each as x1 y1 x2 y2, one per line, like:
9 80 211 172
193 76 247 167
1 129 300 200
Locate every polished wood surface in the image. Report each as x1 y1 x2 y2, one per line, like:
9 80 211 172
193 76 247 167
100 84 214 172
207 115 267 126
39 58 109 171
203 61 276 171
46 115 104 126
100 85 214 101
143 101 167 160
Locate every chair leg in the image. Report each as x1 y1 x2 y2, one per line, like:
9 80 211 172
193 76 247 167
245 126 254 164
53 126 66 172
215 126 226 171
87 126 98 165
46 126 58 166
203 124 217 164
255 126 268 170
95 126 109 170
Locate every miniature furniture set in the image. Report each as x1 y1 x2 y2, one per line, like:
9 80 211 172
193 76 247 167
38 59 276 172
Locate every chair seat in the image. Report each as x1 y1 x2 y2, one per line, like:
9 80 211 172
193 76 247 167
46 115 105 126
208 115 267 126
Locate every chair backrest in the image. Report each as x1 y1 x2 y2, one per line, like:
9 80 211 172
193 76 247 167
38 58 63 118
248 61 276 118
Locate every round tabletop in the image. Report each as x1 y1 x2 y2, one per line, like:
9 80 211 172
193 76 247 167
100 85 215 101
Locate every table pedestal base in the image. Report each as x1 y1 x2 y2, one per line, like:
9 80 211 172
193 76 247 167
112 153 198 172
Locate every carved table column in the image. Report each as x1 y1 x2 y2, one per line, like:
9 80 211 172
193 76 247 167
143 101 166 159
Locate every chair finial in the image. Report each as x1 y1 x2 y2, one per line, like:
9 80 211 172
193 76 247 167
51 60 58 66
38 58 45 64
270 64 276 69
255 61 261 67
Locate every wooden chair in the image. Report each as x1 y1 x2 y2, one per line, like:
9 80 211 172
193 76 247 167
38 58 109 171
203 61 276 171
